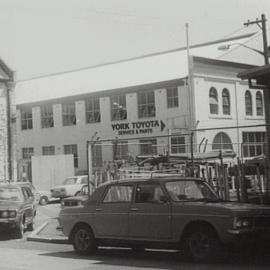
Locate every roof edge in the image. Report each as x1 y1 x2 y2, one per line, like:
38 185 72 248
17 32 256 83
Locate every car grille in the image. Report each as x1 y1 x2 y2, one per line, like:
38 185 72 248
254 216 270 227
64 201 79 207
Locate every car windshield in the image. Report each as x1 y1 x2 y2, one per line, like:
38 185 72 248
0 187 21 201
165 180 219 202
63 178 77 185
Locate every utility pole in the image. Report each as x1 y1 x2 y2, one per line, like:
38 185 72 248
244 14 270 197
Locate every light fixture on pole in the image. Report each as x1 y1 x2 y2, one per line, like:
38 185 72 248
217 42 270 56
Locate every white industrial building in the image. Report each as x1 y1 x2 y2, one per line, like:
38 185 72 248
14 32 266 179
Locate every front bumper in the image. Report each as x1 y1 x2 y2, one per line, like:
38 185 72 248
225 227 270 245
0 218 19 230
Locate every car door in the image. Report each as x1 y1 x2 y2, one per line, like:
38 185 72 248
21 187 35 224
94 183 134 238
129 182 172 240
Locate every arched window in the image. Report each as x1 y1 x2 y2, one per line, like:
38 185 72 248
222 88 230 115
209 87 218 114
245 90 252 116
212 132 233 150
256 91 263 116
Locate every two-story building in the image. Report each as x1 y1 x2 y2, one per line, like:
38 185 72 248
14 33 266 179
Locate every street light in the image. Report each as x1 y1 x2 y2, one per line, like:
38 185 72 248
218 42 270 56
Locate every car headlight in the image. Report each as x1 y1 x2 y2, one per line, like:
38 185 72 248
233 217 253 229
8 210 17 218
0 210 17 218
0 211 8 218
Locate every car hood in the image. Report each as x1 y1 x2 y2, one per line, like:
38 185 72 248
51 185 78 190
215 201 270 215
0 200 22 210
62 195 88 202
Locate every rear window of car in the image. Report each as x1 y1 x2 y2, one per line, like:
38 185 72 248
0 187 22 201
63 178 77 185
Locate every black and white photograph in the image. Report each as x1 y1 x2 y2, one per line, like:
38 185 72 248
1 0 270 269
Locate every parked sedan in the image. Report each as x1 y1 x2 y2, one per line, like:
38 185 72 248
0 183 36 238
51 175 88 199
58 176 270 262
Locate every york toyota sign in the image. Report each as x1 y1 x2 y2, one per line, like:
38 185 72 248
112 120 166 136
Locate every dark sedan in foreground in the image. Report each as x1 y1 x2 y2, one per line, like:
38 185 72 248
58 177 270 262
0 183 36 238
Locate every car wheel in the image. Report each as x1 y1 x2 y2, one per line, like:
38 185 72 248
39 196 49 206
184 225 221 262
15 217 25 239
72 224 97 255
27 222 34 231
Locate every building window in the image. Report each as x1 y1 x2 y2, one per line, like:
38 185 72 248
92 143 103 168
171 136 186 153
42 146 55 155
139 139 157 155
212 132 233 150
243 132 265 157
21 107 33 130
167 87 178 108
138 91 155 118
222 88 230 115
111 95 127 121
62 102 76 126
64 144 78 168
22 147 34 159
41 104 54 128
256 91 263 116
113 141 129 160
209 87 218 114
245 90 252 116
85 97 101 123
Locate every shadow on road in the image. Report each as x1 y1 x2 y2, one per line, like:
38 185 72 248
39 246 270 269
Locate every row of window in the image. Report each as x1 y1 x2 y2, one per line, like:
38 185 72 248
21 87 179 130
209 87 264 117
22 131 265 172
21 136 186 169
22 144 79 168
211 131 265 158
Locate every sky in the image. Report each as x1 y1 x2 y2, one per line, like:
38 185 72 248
0 0 270 80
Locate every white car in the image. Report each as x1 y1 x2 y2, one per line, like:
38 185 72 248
50 175 89 199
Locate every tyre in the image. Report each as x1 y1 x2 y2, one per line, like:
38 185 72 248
72 224 97 255
27 222 34 231
39 196 49 206
15 217 25 239
184 225 221 262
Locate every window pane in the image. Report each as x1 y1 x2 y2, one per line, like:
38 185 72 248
245 91 252 116
86 97 101 123
64 144 78 168
209 87 218 115
62 103 76 126
103 185 133 202
138 91 156 118
256 91 263 116
21 108 33 130
135 184 165 203
111 95 127 121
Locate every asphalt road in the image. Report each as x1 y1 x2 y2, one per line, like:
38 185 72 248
0 203 270 270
